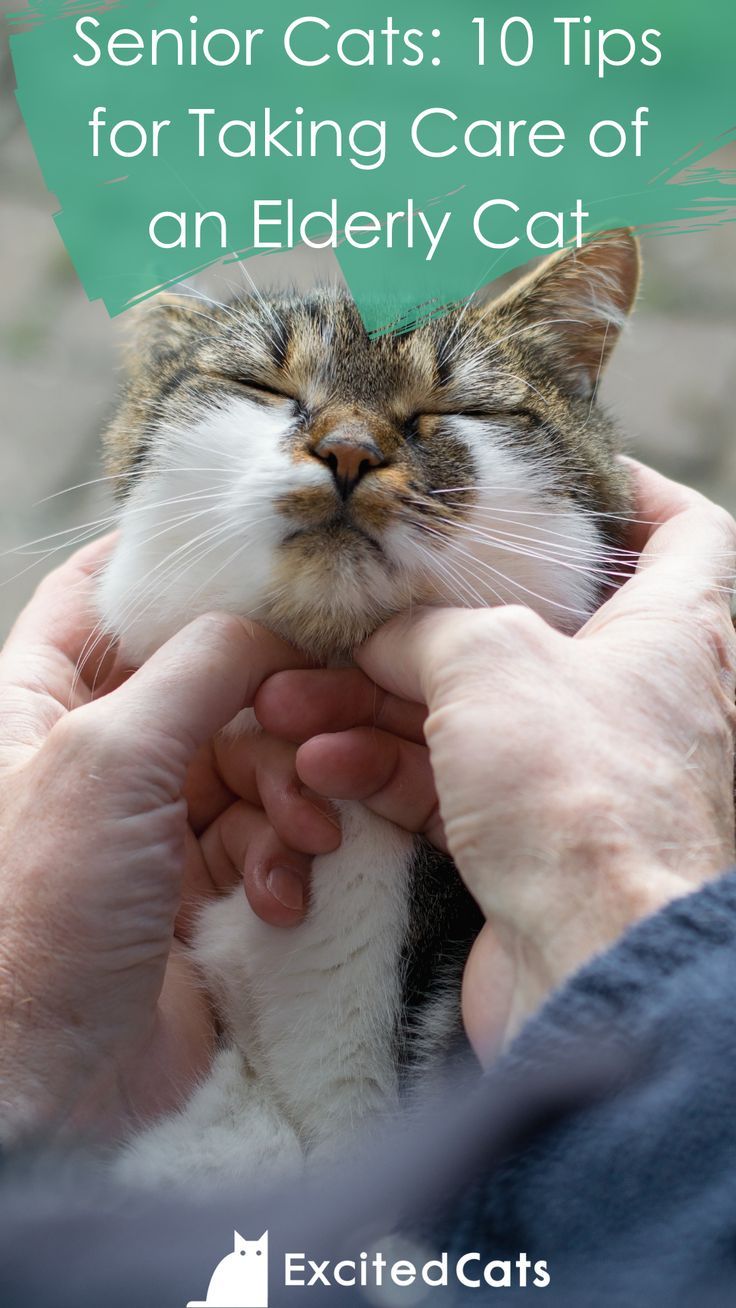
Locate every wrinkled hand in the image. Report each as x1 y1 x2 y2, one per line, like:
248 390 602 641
254 463 736 1058
0 541 320 1138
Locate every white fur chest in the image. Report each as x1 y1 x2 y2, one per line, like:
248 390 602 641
195 801 416 1150
116 802 416 1185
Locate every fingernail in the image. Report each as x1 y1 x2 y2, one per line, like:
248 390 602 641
267 866 305 912
300 787 341 829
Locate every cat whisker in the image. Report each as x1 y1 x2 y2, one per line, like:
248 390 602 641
453 512 641 558
446 522 636 585
409 532 509 610
488 370 547 402
73 514 259 704
176 282 242 323
423 491 648 545
4 485 234 559
432 489 660 530
437 245 512 361
98 503 282 664
418 523 593 620
35 466 241 505
443 314 595 369
220 260 286 349
581 317 611 432
68 512 241 702
427 512 736 595
423 503 637 572
158 301 230 333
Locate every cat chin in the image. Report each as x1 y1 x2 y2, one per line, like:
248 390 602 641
263 540 418 658
262 596 396 661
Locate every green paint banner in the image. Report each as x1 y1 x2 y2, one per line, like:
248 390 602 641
7 1 736 330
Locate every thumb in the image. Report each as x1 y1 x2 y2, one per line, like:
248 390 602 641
356 608 457 706
78 614 307 792
357 605 548 709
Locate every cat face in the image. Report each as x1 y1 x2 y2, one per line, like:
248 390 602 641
234 1231 267 1258
99 232 638 660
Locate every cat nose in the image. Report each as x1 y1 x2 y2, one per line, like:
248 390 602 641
312 436 386 499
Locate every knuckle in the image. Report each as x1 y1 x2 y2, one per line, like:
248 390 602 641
218 706 261 744
487 603 549 644
38 554 74 592
190 610 248 647
426 604 552 704
694 703 736 784
49 703 125 771
48 705 93 754
697 601 736 679
212 610 248 639
714 707 736 758
699 502 736 576
453 604 547 654
710 502 736 548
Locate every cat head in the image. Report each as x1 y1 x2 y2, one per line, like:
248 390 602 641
234 1231 267 1258
99 230 639 661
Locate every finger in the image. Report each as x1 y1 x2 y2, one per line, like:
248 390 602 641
0 536 118 736
88 650 137 699
620 457 707 554
177 822 241 939
80 614 309 794
244 831 312 929
197 800 312 928
255 668 427 745
353 610 446 706
590 462 736 634
184 739 237 835
296 727 446 850
213 730 342 854
356 604 525 709
624 459 736 592
461 921 517 1067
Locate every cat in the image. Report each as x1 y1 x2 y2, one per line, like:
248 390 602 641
187 1231 268 1308
98 230 639 1186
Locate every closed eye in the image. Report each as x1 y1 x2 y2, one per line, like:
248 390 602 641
235 378 288 401
454 406 538 422
203 370 289 402
405 406 538 435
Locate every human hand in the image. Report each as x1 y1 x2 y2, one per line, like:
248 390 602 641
255 463 736 1059
0 540 320 1140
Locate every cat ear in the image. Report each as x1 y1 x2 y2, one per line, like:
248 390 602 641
256 1232 268 1247
234 1231 247 1252
490 228 640 398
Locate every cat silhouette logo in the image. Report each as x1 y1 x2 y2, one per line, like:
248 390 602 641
187 1231 269 1308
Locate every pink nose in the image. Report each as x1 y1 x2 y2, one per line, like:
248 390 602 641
312 437 385 499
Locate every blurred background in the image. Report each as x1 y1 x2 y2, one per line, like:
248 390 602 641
1 26 735 640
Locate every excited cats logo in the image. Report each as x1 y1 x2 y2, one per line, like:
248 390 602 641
186 1229 550 1302
187 1231 269 1308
